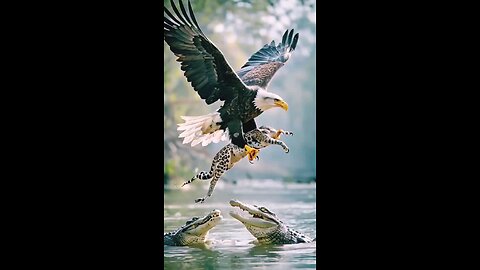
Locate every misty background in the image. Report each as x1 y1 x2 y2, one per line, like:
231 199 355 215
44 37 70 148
164 0 316 186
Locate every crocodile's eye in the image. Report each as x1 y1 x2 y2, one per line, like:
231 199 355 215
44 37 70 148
185 217 199 225
259 207 276 216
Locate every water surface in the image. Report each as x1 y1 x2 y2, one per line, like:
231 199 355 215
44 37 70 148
164 179 316 269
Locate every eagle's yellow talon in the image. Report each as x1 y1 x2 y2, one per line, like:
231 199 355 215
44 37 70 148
272 130 284 139
245 145 260 161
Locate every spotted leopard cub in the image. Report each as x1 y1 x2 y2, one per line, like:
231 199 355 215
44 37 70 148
182 126 293 204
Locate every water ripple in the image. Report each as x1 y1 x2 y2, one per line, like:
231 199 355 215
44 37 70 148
164 180 316 269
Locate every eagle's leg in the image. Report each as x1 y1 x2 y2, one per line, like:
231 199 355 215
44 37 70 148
248 155 260 164
244 131 264 164
228 119 261 162
245 145 260 162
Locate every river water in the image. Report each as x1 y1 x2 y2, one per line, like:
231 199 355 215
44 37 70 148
164 179 316 269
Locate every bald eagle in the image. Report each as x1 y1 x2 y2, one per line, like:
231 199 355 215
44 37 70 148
164 0 299 160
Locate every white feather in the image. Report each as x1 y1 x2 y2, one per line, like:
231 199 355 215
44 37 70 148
191 137 204 147
201 118 213 130
178 116 211 126
176 112 223 146
212 130 223 143
181 116 202 121
181 114 213 121
201 133 214 146
177 122 202 131
221 128 229 141
179 126 201 138
183 133 196 144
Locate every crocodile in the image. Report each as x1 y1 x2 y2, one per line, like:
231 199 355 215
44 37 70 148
182 126 293 203
229 199 315 245
164 209 222 246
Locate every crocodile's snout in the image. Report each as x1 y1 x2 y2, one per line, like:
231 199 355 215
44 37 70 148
228 200 314 244
210 209 222 219
229 200 240 207
164 209 223 246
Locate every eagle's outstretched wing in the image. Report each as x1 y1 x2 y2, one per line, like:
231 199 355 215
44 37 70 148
237 29 299 89
164 0 247 105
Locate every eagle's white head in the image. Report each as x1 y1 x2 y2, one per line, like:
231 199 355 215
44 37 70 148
253 89 289 112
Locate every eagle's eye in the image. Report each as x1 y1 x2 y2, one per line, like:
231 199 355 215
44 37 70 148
274 98 279 102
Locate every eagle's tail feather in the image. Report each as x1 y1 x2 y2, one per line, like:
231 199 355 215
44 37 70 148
180 115 210 121
211 130 224 144
177 116 212 131
178 115 212 126
178 127 200 138
201 133 214 146
177 112 227 147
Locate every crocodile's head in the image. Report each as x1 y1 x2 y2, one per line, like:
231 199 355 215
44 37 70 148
229 199 284 240
181 209 222 237
169 209 222 245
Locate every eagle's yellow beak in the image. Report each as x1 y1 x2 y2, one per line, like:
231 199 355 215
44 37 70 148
274 100 289 111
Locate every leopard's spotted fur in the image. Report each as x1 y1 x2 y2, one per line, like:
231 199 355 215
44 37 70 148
182 126 293 203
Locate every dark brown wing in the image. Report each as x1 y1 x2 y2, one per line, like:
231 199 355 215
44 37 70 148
164 0 247 104
237 29 299 89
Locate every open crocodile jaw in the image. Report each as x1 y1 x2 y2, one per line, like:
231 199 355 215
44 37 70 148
229 200 278 228
229 211 276 228
184 210 223 235
229 200 261 213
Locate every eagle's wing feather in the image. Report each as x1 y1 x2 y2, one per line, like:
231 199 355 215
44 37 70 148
237 29 299 89
164 0 247 105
